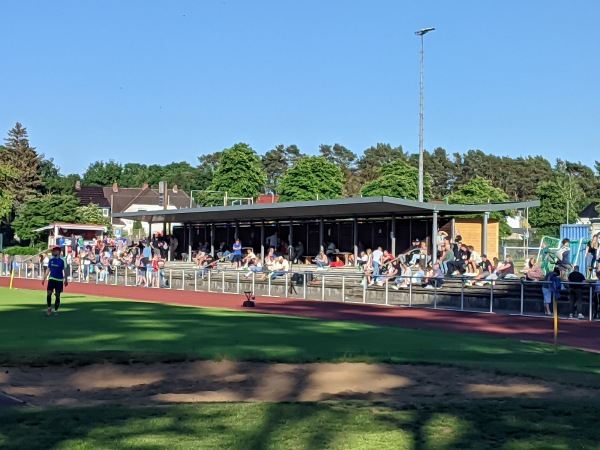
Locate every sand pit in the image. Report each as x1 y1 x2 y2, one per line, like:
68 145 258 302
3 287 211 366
1 361 597 408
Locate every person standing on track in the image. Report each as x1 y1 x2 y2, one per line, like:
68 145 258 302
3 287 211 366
42 247 68 316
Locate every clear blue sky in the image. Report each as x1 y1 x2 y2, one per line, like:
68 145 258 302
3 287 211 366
2 1 599 175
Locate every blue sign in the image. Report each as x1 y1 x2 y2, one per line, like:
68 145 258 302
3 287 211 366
114 229 122 237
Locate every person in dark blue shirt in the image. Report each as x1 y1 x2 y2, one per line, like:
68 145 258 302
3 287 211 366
42 247 68 316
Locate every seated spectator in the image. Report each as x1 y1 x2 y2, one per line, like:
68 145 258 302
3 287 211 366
441 243 455 275
242 248 257 268
465 246 481 276
315 251 329 270
393 261 412 289
454 243 471 275
376 260 398 286
424 263 444 289
475 256 516 285
293 241 305 264
466 254 493 286
523 258 544 281
244 258 263 277
568 266 586 319
409 241 429 268
357 251 368 270
269 256 289 280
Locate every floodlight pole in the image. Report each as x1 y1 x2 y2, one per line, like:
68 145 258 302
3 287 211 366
415 27 435 203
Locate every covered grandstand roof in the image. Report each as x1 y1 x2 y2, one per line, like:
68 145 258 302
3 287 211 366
113 196 540 224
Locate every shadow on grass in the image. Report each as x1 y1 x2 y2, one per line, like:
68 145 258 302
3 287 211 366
1 299 600 384
0 400 598 449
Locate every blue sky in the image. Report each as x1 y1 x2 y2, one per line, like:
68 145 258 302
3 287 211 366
2 1 598 175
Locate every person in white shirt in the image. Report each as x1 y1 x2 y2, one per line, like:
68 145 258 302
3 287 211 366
372 246 383 281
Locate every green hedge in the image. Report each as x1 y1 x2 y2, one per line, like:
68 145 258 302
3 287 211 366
2 246 43 256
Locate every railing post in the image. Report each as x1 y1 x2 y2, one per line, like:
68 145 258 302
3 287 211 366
302 272 307 300
460 277 465 311
341 276 345 302
589 283 594 321
236 271 241 295
207 269 212 293
385 280 389 306
285 273 289 298
321 274 325 301
433 282 438 309
113 268 118 286
268 274 272 296
490 282 494 313
125 267 129 286
222 270 226 293
178 269 185 290
520 280 525 316
169 269 173 290
194 270 198 291
251 272 255 295
409 277 413 307
362 274 367 303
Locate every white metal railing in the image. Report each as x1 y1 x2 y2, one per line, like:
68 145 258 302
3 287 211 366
2 265 598 321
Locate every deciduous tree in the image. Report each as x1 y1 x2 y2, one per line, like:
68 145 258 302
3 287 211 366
208 143 266 203
447 176 512 237
361 159 432 201
278 156 344 202
12 195 80 243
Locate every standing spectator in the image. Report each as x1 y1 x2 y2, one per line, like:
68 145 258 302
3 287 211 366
584 234 599 279
568 266 587 319
372 246 383 280
555 239 572 281
293 241 305 264
541 267 561 316
232 238 243 269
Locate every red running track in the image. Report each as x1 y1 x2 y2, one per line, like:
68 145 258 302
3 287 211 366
3 277 600 353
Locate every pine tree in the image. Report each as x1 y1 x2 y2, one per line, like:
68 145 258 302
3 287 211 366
0 123 42 207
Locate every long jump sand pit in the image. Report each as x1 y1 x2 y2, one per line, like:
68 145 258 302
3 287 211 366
1 361 596 407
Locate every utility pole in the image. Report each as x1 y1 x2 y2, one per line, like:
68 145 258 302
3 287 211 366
415 27 435 202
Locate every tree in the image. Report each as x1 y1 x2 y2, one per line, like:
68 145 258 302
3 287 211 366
529 174 586 236
447 176 512 237
208 143 266 203
361 159 433 200
12 195 80 243
39 157 81 195
82 160 123 186
278 156 344 202
74 203 112 234
408 147 457 199
196 151 224 191
356 143 408 184
262 144 302 193
120 163 150 188
0 123 42 207
0 163 18 221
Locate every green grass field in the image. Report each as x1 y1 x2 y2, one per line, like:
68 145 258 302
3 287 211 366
1 287 600 449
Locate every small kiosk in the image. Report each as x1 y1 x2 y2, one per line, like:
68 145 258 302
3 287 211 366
34 223 107 249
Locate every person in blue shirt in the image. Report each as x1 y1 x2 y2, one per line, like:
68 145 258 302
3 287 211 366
42 247 68 316
232 239 243 269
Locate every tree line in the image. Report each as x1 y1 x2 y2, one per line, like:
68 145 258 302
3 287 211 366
1 122 599 243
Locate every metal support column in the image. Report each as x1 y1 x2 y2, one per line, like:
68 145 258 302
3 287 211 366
432 211 438 264
353 218 358 264
391 215 397 256
288 220 294 263
260 221 265 261
482 212 490 256
210 223 215 258
318 217 324 252
187 224 193 262
234 221 239 240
